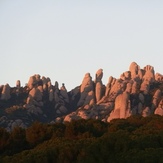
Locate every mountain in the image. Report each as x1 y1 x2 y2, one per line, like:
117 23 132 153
0 62 163 131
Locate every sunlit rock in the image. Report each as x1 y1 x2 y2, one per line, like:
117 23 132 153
1 84 11 100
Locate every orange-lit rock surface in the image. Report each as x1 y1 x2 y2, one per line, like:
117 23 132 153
0 62 163 130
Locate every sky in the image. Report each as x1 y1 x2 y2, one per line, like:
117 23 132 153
0 0 163 91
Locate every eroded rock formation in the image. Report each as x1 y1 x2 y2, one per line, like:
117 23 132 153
1 84 11 100
0 61 163 130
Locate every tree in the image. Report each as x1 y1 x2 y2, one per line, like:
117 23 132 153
9 126 27 153
0 128 9 153
26 121 49 147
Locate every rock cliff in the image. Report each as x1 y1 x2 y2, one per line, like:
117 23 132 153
0 62 163 131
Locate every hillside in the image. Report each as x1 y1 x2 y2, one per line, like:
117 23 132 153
1 116 163 162
0 62 163 131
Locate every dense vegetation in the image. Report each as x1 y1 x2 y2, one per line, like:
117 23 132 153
1 115 163 162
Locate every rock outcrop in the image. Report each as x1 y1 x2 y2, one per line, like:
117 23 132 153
25 87 43 115
0 61 163 130
107 92 131 122
95 69 104 102
1 84 11 100
78 73 95 107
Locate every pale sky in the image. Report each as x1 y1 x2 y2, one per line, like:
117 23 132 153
0 0 163 91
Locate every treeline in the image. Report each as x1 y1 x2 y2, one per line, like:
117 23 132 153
1 115 163 162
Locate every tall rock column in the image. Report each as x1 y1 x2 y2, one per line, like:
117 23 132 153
60 83 69 103
16 80 21 88
151 89 161 113
42 76 48 91
105 76 114 96
129 62 140 79
107 92 131 122
78 73 95 107
27 75 37 90
16 80 21 95
140 65 155 94
1 84 11 100
95 69 103 102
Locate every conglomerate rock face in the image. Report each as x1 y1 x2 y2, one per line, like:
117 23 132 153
0 62 163 130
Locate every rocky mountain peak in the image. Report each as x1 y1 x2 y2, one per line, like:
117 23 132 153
0 62 163 131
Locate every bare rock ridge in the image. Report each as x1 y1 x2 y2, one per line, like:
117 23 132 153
0 62 163 131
